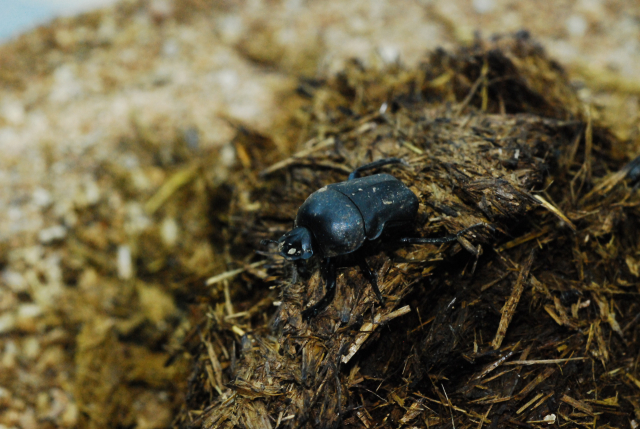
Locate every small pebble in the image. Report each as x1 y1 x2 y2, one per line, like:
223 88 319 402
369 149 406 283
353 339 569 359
183 127 199 150
566 14 588 37
2 341 17 367
18 304 42 319
162 39 180 57
38 225 67 243
0 386 11 402
61 401 78 427
83 180 101 206
1 99 25 125
49 65 83 104
473 0 495 14
97 15 117 44
125 202 151 234
117 245 134 280
149 0 174 21
217 15 244 44
161 217 179 248
16 304 42 332
577 0 603 15
220 143 236 167
378 44 400 64
32 188 53 208
2 270 27 293
18 408 38 429
22 246 44 265
0 313 16 334
22 337 41 360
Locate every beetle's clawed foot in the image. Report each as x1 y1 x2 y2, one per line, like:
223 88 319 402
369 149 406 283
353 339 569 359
301 305 321 322
464 222 492 233
454 222 494 239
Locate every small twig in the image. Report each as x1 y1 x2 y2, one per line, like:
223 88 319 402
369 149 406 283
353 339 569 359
145 164 199 214
492 249 535 349
261 111 382 176
504 357 587 366
533 195 577 232
454 65 488 116
625 372 640 391
342 305 411 363
514 367 556 401
472 351 515 381
260 137 336 176
205 260 268 286
223 280 233 316
477 404 493 429
560 394 594 416
442 384 456 429
516 393 543 415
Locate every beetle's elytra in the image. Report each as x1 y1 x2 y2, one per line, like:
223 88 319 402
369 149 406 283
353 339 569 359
264 158 487 320
295 173 419 258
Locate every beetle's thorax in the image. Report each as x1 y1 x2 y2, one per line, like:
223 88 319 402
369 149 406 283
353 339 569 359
295 187 365 258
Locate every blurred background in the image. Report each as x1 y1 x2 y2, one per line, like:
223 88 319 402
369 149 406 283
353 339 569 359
0 0 120 40
1 1 639 428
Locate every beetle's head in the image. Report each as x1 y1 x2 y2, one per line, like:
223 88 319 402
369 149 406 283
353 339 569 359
277 227 314 261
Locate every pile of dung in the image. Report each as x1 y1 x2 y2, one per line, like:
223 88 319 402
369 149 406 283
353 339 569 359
180 34 640 428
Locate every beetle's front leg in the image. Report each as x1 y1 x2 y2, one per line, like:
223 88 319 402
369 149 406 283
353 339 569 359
358 258 384 305
301 258 337 320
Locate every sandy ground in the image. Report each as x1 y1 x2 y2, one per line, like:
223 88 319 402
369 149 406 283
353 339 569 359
0 0 638 427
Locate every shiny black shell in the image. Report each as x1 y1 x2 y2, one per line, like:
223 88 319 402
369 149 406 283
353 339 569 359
295 173 419 257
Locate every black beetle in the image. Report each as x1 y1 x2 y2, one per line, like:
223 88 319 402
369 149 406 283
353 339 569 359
264 158 486 320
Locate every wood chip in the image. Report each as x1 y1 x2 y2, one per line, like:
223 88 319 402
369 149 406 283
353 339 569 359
492 249 535 349
341 305 411 364
561 394 594 416
514 367 555 401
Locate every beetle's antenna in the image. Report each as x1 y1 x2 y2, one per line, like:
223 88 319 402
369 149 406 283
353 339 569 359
260 239 279 246
255 250 278 257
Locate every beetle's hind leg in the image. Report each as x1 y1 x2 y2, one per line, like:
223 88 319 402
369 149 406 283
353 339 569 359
348 157 405 180
398 222 488 245
302 258 337 320
358 258 384 305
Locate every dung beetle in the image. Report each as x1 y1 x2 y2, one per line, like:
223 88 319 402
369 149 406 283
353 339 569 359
263 158 486 320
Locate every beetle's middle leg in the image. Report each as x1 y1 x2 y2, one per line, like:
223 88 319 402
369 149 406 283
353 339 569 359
398 222 488 245
358 258 384 305
301 258 337 320
348 158 404 180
